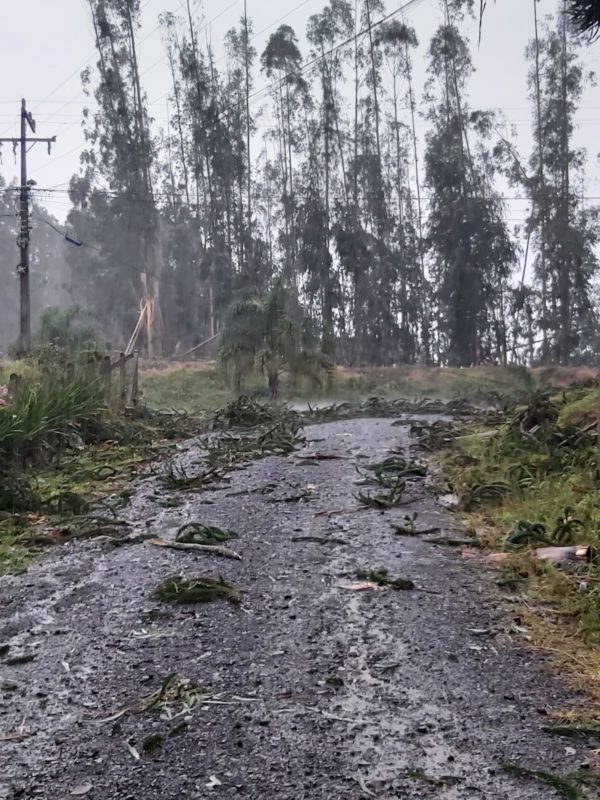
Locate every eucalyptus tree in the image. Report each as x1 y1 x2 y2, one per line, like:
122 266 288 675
261 25 307 272
424 10 516 365
523 5 599 362
69 0 163 354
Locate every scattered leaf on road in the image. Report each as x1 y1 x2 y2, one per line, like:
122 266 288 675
70 783 93 796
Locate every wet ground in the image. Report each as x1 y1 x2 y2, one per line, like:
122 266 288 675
0 418 594 799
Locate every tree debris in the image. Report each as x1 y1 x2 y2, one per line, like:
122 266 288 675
149 538 242 560
175 522 238 546
153 575 241 605
355 568 415 591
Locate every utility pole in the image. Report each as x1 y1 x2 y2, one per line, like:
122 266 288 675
0 99 56 353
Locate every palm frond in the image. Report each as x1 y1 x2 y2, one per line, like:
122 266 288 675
567 0 600 40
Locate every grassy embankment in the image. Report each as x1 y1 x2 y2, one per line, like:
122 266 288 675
139 360 592 412
0 354 202 577
441 381 600 701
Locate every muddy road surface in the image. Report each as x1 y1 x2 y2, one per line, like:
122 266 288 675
0 418 592 799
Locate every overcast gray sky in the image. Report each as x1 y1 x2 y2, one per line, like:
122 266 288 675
0 0 599 228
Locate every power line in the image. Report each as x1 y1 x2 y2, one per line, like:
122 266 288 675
32 0 158 115
248 0 429 106
27 187 600 205
27 0 202 147
147 0 321 108
139 0 239 80
33 213 177 286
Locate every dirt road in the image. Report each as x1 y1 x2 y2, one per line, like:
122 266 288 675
0 418 592 799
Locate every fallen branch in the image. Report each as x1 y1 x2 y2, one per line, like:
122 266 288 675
291 536 348 545
295 453 348 461
148 538 242 560
315 507 373 518
426 536 482 548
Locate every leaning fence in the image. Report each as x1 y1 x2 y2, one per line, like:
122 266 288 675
102 350 140 410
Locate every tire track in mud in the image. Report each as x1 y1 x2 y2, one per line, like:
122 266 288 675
0 418 592 799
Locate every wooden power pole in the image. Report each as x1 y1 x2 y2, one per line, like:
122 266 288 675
0 99 56 353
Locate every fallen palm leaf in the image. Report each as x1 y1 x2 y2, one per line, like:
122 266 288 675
153 575 241 604
176 522 237 546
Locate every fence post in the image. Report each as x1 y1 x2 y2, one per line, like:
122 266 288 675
130 350 140 408
119 353 127 409
101 355 112 405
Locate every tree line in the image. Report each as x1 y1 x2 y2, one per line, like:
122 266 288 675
46 0 600 366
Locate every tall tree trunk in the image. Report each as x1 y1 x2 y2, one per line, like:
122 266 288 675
559 0 571 363
243 0 252 240
365 0 382 174
404 38 430 363
353 0 360 222
185 0 216 245
533 0 549 360
166 39 191 208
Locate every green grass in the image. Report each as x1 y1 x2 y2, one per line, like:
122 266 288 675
0 522 37 576
0 359 211 574
140 365 231 413
0 375 103 457
331 363 537 402
559 390 598 427
139 362 545 414
442 386 600 687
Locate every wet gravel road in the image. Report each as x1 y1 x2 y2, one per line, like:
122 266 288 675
0 418 593 799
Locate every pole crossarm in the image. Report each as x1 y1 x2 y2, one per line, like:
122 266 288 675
0 137 56 144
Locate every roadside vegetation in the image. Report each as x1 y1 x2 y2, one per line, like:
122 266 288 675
139 360 595 414
441 381 600 697
0 336 204 577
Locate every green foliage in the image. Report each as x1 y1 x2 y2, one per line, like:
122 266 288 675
140 366 230 414
355 568 415 591
214 395 278 428
444 385 600 648
220 281 332 396
206 415 303 469
37 307 100 354
425 23 516 366
0 371 103 463
0 520 36 577
503 763 600 800
175 523 237 546
153 576 241 605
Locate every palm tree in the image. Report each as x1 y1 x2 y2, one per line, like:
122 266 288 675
479 1 600 40
220 281 333 398
567 0 600 37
